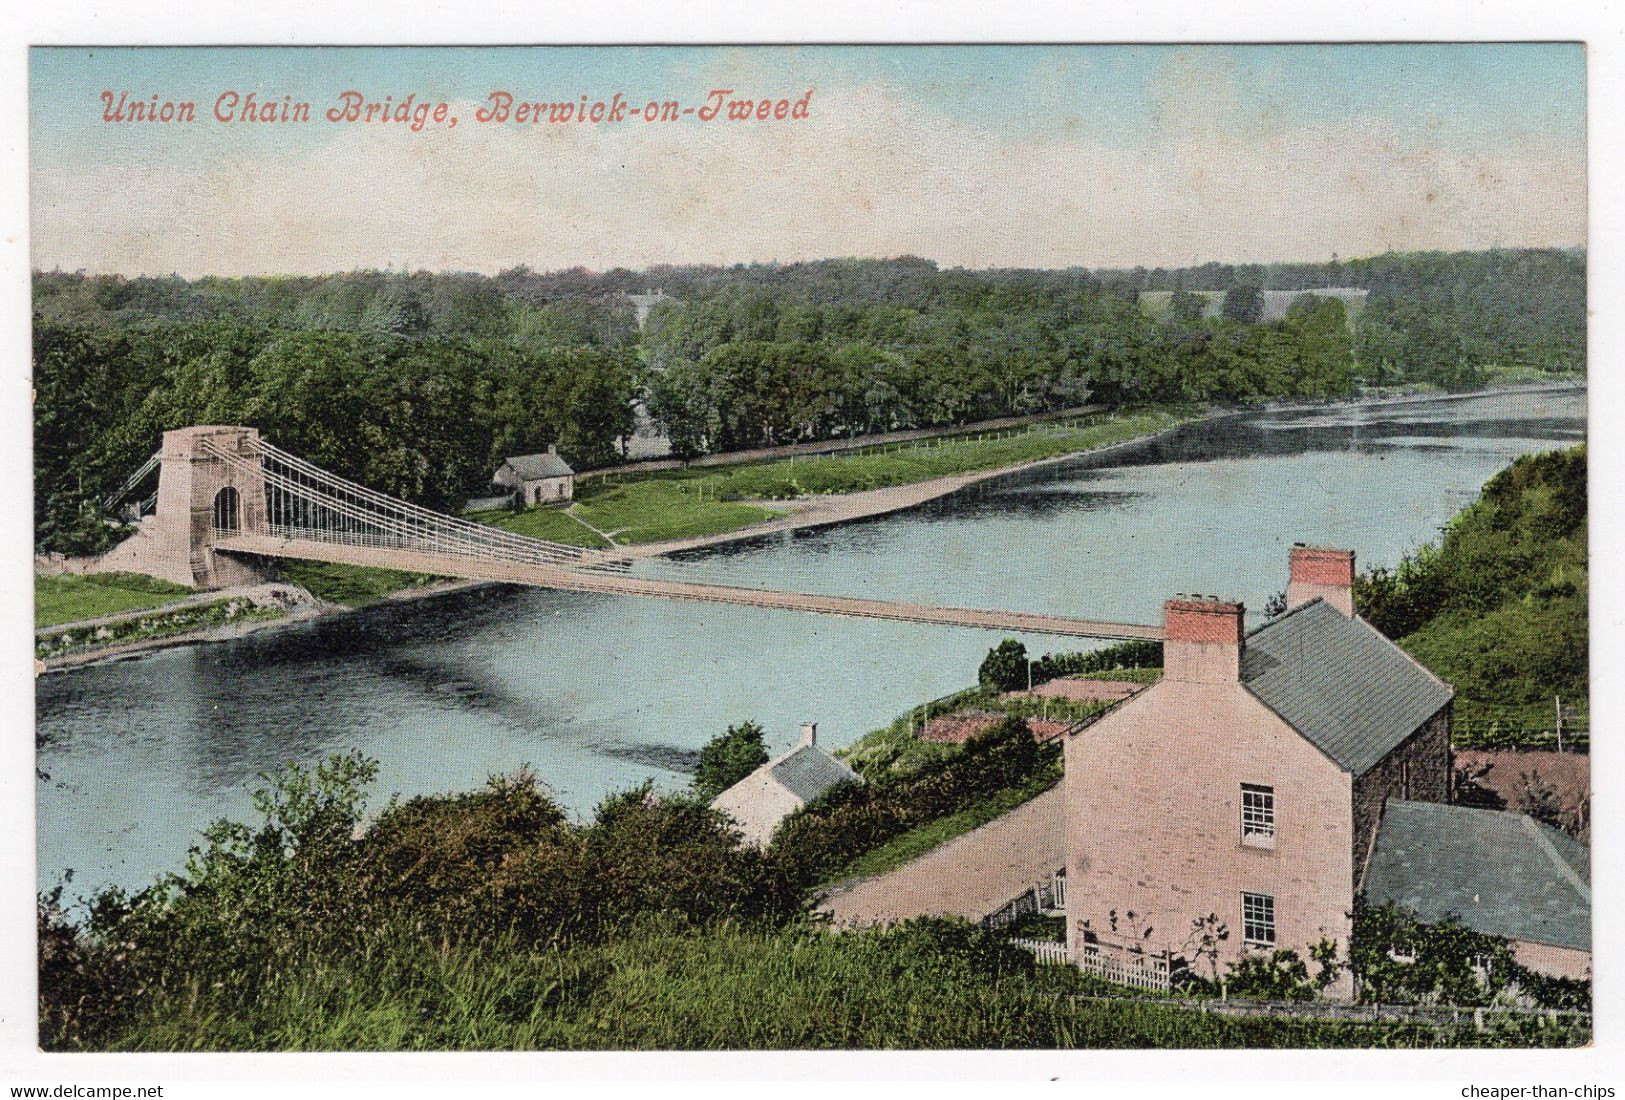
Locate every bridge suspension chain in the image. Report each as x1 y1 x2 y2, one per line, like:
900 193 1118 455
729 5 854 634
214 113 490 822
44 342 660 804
197 437 608 570
254 439 593 564
102 450 161 509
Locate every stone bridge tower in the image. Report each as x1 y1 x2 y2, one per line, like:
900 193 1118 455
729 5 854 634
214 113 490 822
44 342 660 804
94 426 275 590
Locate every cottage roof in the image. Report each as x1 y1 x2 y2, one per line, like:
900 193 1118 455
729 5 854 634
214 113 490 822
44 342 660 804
1240 599 1453 775
766 745 859 804
1363 800 1590 951
503 451 574 480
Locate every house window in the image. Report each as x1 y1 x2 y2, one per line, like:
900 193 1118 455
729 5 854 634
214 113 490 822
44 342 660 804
1242 892 1276 948
1241 783 1275 847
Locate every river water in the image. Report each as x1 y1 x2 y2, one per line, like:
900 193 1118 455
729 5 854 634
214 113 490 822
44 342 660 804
36 389 1585 897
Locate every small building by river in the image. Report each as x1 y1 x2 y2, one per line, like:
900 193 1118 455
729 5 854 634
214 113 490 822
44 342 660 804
711 723 860 847
494 446 575 506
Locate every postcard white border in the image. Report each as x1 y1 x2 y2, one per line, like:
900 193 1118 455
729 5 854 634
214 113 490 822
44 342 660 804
2 0 1620 1091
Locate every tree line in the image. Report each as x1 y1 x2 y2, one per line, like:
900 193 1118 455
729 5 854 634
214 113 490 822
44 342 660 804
33 319 637 553
33 247 1584 551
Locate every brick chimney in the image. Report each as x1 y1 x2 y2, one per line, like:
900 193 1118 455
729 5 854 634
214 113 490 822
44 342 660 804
799 722 818 747
1162 597 1245 684
1286 545 1355 616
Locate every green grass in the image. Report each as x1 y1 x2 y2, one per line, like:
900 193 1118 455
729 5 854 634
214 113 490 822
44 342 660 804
830 772 1061 883
572 481 778 544
36 597 282 659
464 505 613 548
473 484 779 547
270 409 1195 606
1477 364 1586 387
479 408 1198 552
275 560 449 607
34 572 194 628
94 919 1584 1051
691 407 1195 502
1138 290 1223 319
1067 667 1163 685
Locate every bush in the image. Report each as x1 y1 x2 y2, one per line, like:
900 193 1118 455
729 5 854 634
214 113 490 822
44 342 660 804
978 638 1029 692
1352 447 1587 751
39 752 810 1050
1224 950 1318 1002
1349 901 1516 1007
692 720 770 801
1028 640 1163 686
363 767 571 936
1351 901 1590 1011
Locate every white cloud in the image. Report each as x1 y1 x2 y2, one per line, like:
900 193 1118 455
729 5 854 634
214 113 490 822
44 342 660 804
30 77 1585 275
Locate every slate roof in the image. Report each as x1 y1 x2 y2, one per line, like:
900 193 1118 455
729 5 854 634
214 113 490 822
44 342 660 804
1240 599 1453 775
768 745 860 804
1363 800 1591 951
504 451 574 480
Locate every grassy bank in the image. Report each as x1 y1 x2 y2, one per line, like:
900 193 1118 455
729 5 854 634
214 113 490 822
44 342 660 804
1354 446 1587 749
491 406 1197 548
35 572 193 628
662 406 1194 502
87 918 1582 1052
274 560 452 607
475 485 775 547
35 596 283 660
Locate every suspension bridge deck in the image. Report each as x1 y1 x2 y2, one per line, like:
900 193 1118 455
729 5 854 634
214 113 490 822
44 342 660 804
214 534 1164 641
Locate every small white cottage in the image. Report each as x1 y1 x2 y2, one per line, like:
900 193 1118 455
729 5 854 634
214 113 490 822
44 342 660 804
710 723 860 847
494 446 575 505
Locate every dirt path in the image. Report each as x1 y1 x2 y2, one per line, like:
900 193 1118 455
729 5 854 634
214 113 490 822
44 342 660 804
818 786 1065 927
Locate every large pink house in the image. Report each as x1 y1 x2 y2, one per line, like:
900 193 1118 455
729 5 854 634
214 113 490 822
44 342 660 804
1063 545 1590 994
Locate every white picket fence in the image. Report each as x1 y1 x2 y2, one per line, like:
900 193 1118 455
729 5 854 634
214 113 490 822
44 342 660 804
1011 938 1072 965
1076 942 1174 992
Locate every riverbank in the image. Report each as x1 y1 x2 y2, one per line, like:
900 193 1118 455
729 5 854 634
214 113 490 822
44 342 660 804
35 583 329 671
591 407 1199 563
38 385 1588 905
34 576 484 673
481 405 1198 553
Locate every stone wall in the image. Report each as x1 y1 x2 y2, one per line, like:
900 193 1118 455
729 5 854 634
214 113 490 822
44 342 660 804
1352 706 1453 887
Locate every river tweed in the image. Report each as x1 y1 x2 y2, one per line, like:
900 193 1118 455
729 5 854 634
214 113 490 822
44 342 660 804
36 389 1585 897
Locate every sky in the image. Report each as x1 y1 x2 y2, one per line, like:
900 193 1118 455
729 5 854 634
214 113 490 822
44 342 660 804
28 44 1587 276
